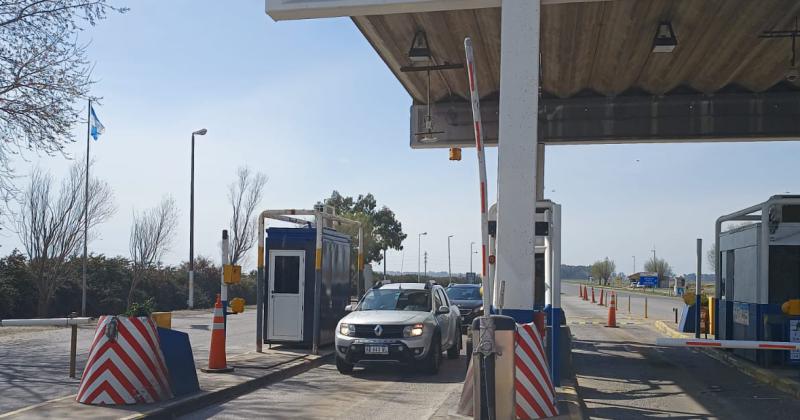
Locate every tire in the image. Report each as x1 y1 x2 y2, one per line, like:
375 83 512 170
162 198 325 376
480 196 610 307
336 356 354 374
447 328 461 359
423 337 441 374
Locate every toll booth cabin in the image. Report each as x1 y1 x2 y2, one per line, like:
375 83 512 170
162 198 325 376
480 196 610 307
715 196 800 367
263 227 351 347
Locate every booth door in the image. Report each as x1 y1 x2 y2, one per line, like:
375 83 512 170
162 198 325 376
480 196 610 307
268 250 305 341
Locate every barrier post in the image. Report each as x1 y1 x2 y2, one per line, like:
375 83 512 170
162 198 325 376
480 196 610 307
69 323 78 378
628 295 631 313
645 297 648 318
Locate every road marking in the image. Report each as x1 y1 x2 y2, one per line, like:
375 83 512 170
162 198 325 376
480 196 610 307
0 394 76 418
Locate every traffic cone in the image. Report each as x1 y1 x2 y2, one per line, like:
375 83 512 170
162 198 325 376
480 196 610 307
606 292 618 328
591 287 596 303
579 285 584 299
582 286 588 301
599 289 605 306
202 294 234 373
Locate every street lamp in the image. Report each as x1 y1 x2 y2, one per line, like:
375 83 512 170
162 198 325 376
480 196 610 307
188 128 207 309
447 235 454 283
417 232 427 282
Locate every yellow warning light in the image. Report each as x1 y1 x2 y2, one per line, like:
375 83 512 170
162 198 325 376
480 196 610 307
229 297 245 314
449 147 462 161
223 264 242 285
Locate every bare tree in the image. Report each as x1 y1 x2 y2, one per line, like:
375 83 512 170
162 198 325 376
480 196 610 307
227 167 267 265
590 257 615 285
644 257 674 287
0 2 126 206
706 248 717 273
128 196 178 308
17 161 115 316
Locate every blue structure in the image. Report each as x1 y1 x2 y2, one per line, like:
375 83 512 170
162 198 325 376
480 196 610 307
263 227 351 348
715 196 800 367
157 328 199 397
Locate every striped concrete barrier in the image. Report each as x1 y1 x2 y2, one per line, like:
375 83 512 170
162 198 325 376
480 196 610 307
76 315 173 405
515 323 558 419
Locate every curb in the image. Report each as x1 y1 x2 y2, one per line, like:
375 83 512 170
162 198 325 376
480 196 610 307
556 378 585 420
133 352 334 419
652 320 800 400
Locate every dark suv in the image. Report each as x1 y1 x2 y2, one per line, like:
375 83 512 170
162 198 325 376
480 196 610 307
446 284 483 333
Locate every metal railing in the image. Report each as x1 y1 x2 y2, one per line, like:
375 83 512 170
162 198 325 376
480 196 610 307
0 314 93 378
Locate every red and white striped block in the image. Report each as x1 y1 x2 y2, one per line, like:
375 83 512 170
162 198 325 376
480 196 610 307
76 315 173 405
515 323 558 419
656 337 800 351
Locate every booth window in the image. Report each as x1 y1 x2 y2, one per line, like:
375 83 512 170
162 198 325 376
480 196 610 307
274 255 300 294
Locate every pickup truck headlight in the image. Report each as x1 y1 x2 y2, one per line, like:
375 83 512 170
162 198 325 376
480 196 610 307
473 306 484 314
403 323 424 337
339 323 355 337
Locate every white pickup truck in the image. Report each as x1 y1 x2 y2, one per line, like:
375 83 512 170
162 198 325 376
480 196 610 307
334 282 461 374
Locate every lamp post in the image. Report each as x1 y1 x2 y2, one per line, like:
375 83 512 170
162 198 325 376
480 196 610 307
632 255 636 273
417 232 427 282
447 235 454 283
188 128 207 309
470 241 476 274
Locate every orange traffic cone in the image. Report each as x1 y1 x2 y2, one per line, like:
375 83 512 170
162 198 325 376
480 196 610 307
202 294 234 373
599 289 605 306
591 287 596 303
606 292 618 328
579 285 583 299
582 286 588 301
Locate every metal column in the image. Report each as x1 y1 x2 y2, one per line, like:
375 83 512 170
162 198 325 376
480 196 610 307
494 0 541 323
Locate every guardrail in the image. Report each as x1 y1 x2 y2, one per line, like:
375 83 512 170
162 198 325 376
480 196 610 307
0 315 94 378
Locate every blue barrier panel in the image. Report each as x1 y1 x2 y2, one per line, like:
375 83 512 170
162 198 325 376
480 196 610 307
157 327 200 397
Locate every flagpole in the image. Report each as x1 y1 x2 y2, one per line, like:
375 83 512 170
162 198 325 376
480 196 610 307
82 99 90 317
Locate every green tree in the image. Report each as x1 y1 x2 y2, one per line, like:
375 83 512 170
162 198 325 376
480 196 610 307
323 191 407 264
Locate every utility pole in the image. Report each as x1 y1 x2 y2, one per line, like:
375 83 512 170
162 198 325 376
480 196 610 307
423 251 428 281
632 255 636 273
417 232 427 282
470 241 475 273
447 235 453 283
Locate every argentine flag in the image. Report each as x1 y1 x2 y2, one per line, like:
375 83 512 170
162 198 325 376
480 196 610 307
89 105 105 141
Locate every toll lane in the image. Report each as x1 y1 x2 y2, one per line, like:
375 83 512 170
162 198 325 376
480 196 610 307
562 292 800 418
181 352 467 420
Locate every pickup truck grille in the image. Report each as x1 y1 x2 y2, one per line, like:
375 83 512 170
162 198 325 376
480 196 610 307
353 324 405 339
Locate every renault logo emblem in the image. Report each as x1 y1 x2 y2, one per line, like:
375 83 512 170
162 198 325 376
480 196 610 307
374 325 383 337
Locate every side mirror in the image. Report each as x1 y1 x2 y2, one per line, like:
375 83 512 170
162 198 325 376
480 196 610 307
437 305 450 315
344 304 353 312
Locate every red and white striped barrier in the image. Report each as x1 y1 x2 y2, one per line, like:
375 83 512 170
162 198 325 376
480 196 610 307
76 315 172 405
656 337 800 351
464 37 490 307
515 323 558 419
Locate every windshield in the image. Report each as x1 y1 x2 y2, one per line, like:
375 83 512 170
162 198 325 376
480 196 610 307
446 287 481 301
358 289 431 311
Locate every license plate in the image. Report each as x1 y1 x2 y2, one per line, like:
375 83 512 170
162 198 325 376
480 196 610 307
364 345 388 355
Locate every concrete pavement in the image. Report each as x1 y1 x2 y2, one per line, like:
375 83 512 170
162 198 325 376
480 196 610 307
0 308 258 414
180 353 468 420
562 290 800 418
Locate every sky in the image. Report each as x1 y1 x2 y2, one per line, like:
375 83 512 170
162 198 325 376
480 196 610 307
3 0 800 277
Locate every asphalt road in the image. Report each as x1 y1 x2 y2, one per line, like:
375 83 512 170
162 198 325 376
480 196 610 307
0 308 258 414
562 291 800 419
562 281 687 325
181 346 468 420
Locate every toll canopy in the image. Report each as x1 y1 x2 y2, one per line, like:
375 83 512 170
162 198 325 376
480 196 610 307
268 0 800 147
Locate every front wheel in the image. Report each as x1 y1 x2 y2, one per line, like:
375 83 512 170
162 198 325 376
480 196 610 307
422 338 441 374
336 356 354 374
447 329 461 359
